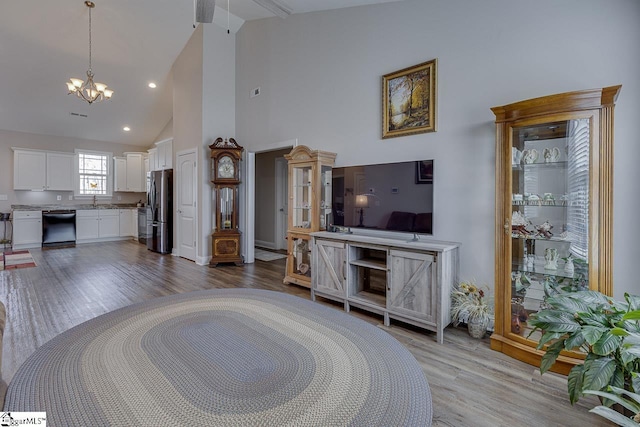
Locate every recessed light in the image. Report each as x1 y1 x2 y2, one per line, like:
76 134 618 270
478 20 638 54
148 82 157 89
123 126 131 132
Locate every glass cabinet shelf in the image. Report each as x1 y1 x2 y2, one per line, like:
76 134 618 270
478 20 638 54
512 161 567 171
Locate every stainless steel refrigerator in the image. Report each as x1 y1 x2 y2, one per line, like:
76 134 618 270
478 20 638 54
147 169 173 254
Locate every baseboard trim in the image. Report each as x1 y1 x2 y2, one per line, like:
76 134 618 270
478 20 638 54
255 240 275 250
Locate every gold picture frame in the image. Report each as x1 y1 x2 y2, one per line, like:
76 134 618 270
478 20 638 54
382 59 437 139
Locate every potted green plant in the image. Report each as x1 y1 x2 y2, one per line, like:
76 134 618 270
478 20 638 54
528 291 640 405
451 280 493 339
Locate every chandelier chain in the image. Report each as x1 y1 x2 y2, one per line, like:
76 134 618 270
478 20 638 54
88 3 92 72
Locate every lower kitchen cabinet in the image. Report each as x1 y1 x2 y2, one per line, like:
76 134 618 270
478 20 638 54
311 231 459 344
12 210 42 250
76 210 121 242
119 209 135 237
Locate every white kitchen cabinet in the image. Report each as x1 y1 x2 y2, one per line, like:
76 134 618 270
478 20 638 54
45 152 75 191
155 139 172 170
13 150 46 190
99 210 120 238
76 209 121 242
114 158 127 192
311 232 459 344
114 154 145 192
119 209 134 237
148 148 158 172
76 210 99 240
131 209 139 240
125 153 144 192
13 149 75 191
12 210 42 249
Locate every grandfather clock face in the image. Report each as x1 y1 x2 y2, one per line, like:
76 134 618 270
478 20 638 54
217 155 235 179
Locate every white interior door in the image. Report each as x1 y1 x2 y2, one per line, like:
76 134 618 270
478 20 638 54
275 157 288 250
176 149 197 261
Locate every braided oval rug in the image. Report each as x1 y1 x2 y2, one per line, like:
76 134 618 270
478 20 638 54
5 289 432 426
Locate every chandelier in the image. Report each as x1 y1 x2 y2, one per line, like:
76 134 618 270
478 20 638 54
66 1 113 104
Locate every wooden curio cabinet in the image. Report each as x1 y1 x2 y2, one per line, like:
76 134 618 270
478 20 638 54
284 145 336 288
490 86 621 373
209 137 244 267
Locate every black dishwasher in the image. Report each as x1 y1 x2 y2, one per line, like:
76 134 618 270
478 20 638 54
42 210 76 248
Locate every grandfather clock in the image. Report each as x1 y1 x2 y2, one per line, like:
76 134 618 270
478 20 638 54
209 137 244 267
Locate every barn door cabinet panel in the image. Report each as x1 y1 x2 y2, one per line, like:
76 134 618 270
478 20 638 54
311 238 346 302
490 86 620 373
311 232 459 344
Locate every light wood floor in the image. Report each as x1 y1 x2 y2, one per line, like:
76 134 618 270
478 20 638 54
0 241 611 426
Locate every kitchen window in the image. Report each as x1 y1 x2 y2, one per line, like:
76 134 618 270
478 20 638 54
75 150 113 197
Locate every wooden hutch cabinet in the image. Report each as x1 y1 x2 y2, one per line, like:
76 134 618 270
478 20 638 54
283 145 336 288
209 137 244 267
490 86 621 373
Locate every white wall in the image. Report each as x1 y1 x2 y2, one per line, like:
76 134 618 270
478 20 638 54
172 23 235 263
173 25 204 259
202 24 236 262
236 0 640 299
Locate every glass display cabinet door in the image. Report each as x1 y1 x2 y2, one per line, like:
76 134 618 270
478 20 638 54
319 165 332 231
510 118 590 341
291 165 312 229
288 234 312 279
218 186 235 230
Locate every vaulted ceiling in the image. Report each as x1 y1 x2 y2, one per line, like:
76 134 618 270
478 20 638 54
0 0 404 147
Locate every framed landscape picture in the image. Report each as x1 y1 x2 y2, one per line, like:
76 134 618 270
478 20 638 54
382 59 437 139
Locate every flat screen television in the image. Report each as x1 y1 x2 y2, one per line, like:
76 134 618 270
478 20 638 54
331 160 433 235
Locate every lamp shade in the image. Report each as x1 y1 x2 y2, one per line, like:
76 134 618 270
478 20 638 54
355 195 369 208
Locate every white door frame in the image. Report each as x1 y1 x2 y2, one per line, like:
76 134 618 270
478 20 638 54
175 147 198 261
243 139 297 263
275 157 288 250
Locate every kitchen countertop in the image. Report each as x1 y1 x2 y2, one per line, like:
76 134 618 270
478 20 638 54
12 204 141 211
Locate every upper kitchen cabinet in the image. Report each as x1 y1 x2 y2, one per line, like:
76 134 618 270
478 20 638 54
13 148 75 191
148 139 172 172
114 153 145 192
490 86 621 373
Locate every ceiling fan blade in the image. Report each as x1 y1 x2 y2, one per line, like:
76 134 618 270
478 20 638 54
196 0 215 23
252 0 292 18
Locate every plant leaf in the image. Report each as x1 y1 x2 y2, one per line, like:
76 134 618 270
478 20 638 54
625 294 640 311
632 374 640 394
582 326 606 346
589 406 639 427
592 332 623 356
536 331 563 349
572 290 611 305
623 309 640 320
582 358 616 392
611 327 630 336
580 312 618 327
530 311 580 333
545 295 591 313
540 339 564 374
568 364 585 405
564 331 586 351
